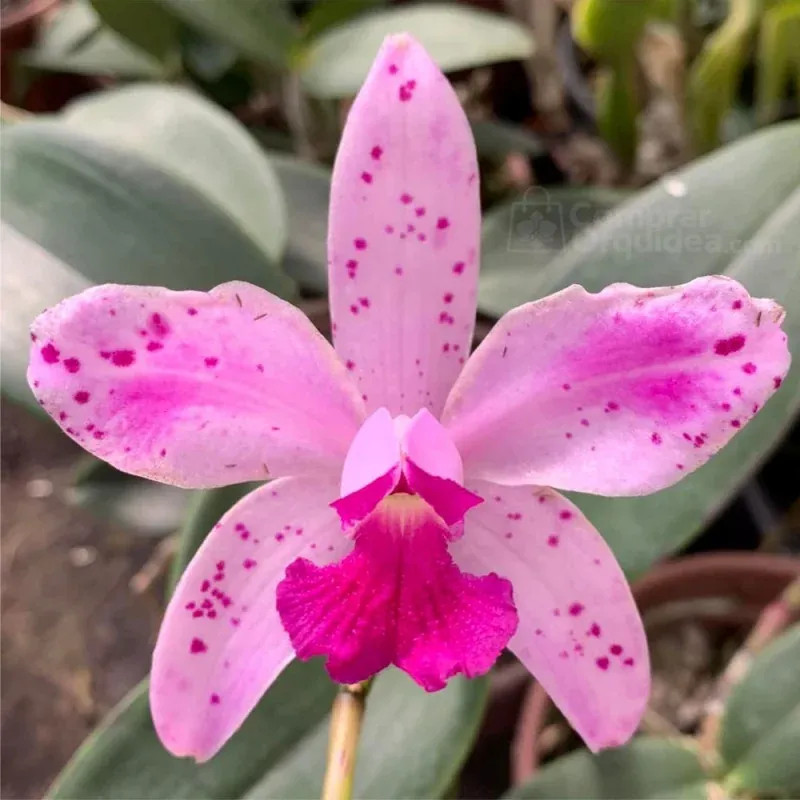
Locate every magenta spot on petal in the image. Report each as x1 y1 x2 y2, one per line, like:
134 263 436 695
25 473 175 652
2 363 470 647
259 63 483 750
41 343 60 363
346 359 355 370
651 432 662 445
731 419 741 428
73 391 90 404
415 207 426 217
436 217 450 230
610 644 623 655
453 261 465 274
201 580 210 592
371 145 383 160
63 357 80 373
732 300 742 310
547 535 559 547
111 350 135 367
607 401 619 411
733 387 742 396
190 638 207 654
774 376 783 389
187 307 198 316
354 238 367 250
596 656 610 671
559 510 573 520
721 402 732 411
507 512 522 521
562 383 571 391
388 63 398 75
361 171 373 184
588 623 601 637
565 432 573 439
676 463 684 470
443 293 453 304
569 603 584 616
623 657 635 666
275 532 285 542
400 193 412 204
205 357 218 368
742 362 757 374
149 312 170 337
147 341 163 352
159 448 166 457
243 558 257 569
210 693 220 704
714 334 745 355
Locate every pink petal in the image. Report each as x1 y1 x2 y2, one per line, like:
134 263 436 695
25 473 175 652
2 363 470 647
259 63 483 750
444 277 790 495
451 481 649 751
28 282 364 488
150 475 350 761
328 34 480 417
277 494 517 691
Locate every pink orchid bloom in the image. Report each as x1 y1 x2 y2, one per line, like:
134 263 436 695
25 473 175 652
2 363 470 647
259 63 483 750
27 34 790 763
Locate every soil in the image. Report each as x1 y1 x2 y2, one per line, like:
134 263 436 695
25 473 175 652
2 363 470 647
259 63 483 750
1 400 161 800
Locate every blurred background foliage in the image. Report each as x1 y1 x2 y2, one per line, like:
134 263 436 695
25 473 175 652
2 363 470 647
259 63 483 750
1 1 798 798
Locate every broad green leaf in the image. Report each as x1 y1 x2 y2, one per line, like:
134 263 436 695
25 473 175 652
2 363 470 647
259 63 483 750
156 0 298 70
506 737 709 799
248 669 487 799
1 121 294 412
1 121 293 294
89 0 179 63
167 483 257 596
48 666 486 799
477 122 800 577
687 0 760 152
23 0 164 78
300 3 534 98
61 84 288 265
756 0 800 124
721 625 800 796
48 664 337 800
479 186 628 317
269 151 331 293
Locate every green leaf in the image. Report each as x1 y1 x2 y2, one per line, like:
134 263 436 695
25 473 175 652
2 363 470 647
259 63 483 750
721 625 800 796
755 0 800 124
478 122 800 577
269 151 331 293
300 3 534 98
61 84 289 265
167 483 257 596
156 0 298 70
506 737 709 799
89 0 179 63
572 0 655 60
22 0 165 78
48 664 337 800
1 119 293 412
479 186 629 318
48 666 486 799
687 0 760 152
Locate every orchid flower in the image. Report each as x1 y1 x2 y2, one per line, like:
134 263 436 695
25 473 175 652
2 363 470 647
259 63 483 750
27 34 790 764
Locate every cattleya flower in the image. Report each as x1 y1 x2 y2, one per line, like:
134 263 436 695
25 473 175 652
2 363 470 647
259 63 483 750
28 35 789 763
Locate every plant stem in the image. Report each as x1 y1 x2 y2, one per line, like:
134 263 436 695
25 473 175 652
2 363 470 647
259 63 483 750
321 681 371 800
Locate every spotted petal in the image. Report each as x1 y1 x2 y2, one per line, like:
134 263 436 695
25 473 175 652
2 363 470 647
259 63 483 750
443 277 790 495
28 282 364 488
151 475 350 762
328 34 480 417
451 481 649 751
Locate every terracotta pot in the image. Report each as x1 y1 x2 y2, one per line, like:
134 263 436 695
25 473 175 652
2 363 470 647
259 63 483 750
511 551 800 784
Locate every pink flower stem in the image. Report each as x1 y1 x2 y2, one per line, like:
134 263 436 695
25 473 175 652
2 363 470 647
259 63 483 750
321 680 372 800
